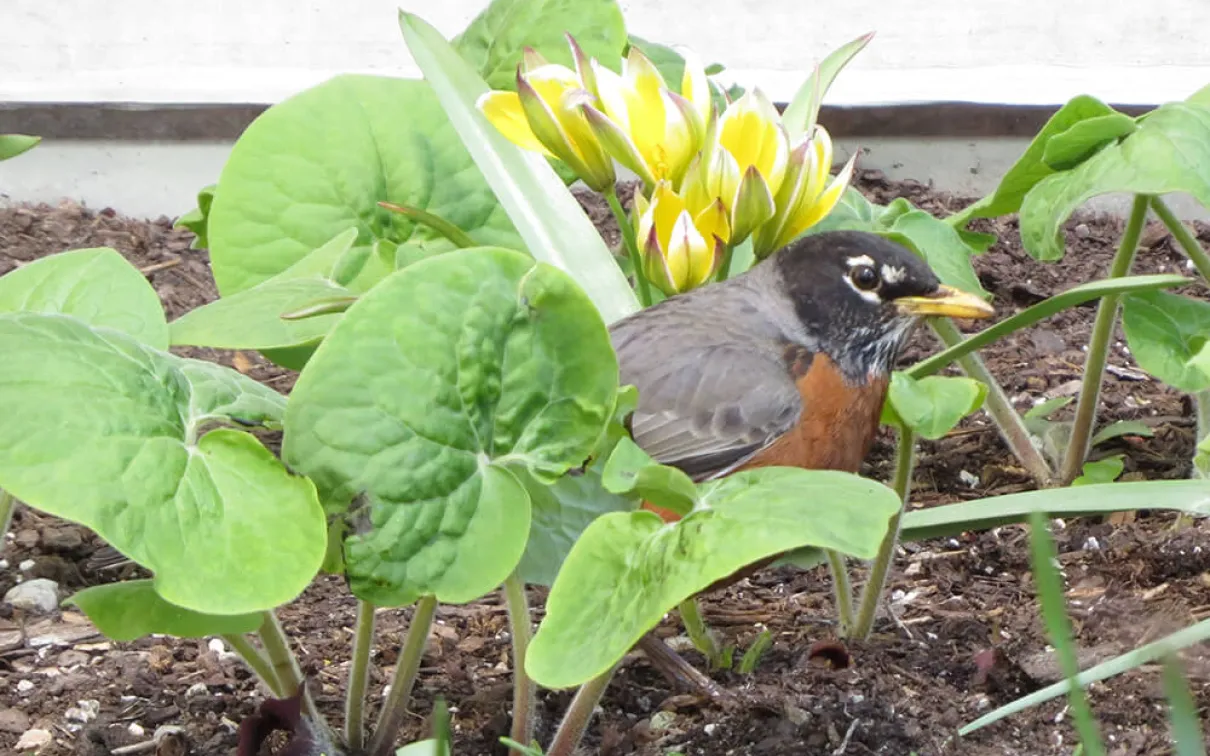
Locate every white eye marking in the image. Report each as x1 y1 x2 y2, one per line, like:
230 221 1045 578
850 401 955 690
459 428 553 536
842 274 883 304
881 264 906 284
846 255 875 268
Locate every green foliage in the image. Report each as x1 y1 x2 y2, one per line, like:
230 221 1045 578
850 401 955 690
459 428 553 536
67 581 262 641
780 32 873 138
0 133 40 161
1122 290 1210 392
882 372 987 439
174 184 216 249
602 437 698 515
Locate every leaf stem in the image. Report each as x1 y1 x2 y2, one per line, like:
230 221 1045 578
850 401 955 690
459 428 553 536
824 550 854 636
502 573 536 753
257 611 323 723
221 633 284 697
1059 194 1150 485
368 594 438 756
545 665 617 756
1149 195 1210 282
929 319 1054 487
605 187 653 307
853 425 916 639
1193 391 1210 480
378 201 479 249
344 599 377 752
678 598 722 667
0 489 15 556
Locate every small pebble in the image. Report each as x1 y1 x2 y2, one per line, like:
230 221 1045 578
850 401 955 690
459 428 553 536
15 728 52 750
18 559 35 572
0 559 8 570
1074 223 1091 238
128 722 145 738
4 578 60 614
16 680 34 694
703 723 717 736
1083 537 1101 551
186 682 208 698
64 699 100 723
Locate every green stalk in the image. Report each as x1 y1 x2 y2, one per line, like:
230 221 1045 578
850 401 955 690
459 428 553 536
368 594 438 756
853 426 916 639
929 318 1054 487
714 243 736 283
221 632 284 697
824 550 854 636
1059 194 1150 485
0 489 15 556
502 573 536 753
545 665 617 756
604 187 653 307
344 599 377 752
678 598 722 667
257 612 323 724
1150 196 1210 282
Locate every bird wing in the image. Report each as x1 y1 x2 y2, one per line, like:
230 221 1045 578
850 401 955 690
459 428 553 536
618 341 804 482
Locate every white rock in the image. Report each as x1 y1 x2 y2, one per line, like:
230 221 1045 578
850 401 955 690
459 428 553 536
4 578 60 614
0 559 8 570
16 728 52 750
127 722 145 738
64 699 100 723
18 560 35 572
186 682 208 698
16 680 34 694
703 723 717 736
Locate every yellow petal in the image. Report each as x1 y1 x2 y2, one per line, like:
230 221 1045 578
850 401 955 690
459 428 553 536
624 49 670 172
582 103 655 187
526 64 583 108
665 210 707 291
693 198 732 245
476 90 554 157
777 152 858 249
718 88 789 195
649 180 687 254
593 63 633 133
678 47 713 126
730 165 777 244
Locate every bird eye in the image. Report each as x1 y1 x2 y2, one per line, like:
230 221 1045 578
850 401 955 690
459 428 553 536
850 264 880 291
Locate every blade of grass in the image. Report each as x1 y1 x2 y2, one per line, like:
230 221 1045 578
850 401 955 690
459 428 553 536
1163 655 1207 756
962 616 1210 736
398 11 639 324
1026 511 1104 755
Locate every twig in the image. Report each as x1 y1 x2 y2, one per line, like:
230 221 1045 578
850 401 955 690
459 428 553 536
138 258 183 275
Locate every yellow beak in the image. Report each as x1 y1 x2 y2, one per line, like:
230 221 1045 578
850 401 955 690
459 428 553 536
893 284 995 319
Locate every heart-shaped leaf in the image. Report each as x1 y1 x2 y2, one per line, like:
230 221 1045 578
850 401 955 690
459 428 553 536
601 437 697 515
283 247 618 606
0 313 325 614
882 372 988 440
66 580 262 641
1071 455 1125 486
1020 101 1210 261
453 0 626 90
526 468 899 688
0 247 168 349
951 95 1119 225
207 75 524 296
1122 290 1210 392
1042 113 1138 171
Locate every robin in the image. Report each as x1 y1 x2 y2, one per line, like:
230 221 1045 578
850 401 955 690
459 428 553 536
609 229 994 698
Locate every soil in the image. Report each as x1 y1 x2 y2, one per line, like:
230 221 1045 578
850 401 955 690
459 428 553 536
1 171 1209 756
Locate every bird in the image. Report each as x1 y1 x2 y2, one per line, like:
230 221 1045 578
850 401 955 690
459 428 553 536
608 229 994 697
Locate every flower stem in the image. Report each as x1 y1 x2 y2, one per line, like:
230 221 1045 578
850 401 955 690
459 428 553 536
0 489 15 556
368 594 438 756
344 599 377 752
605 187 652 307
678 598 722 667
257 612 323 723
929 318 1054 487
1059 194 1150 485
222 632 284 697
502 573 536 753
825 550 854 637
853 425 916 640
714 243 736 283
545 665 617 756
1150 195 1210 282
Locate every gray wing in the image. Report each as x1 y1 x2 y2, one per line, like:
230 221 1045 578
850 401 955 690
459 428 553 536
610 303 804 481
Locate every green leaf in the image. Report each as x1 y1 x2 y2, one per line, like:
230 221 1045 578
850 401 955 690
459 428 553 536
1019 101 1210 261
899 480 1210 544
1071 455 1124 486
516 465 635 587
1162 656 1207 756
452 0 626 90
962 616 1210 737
0 247 169 350
909 274 1190 379
952 95 1119 225
781 32 874 138
66 580 262 641
174 184 217 249
601 437 698 515
526 468 899 689
0 313 325 614
883 211 989 297
1090 420 1153 446
399 11 640 325
1122 290 1210 392
283 247 618 606
1042 113 1138 171
207 74 523 295
170 277 353 350
1189 83 1210 108
1024 396 1073 421
0 133 40 161
882 373 987 440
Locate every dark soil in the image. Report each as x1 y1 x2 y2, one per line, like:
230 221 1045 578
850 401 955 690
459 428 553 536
1 172 1208 756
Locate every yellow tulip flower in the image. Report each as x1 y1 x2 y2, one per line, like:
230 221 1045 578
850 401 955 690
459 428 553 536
633 181 727 295
752 124 857 258
581 46 711 189
476 50 616 192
